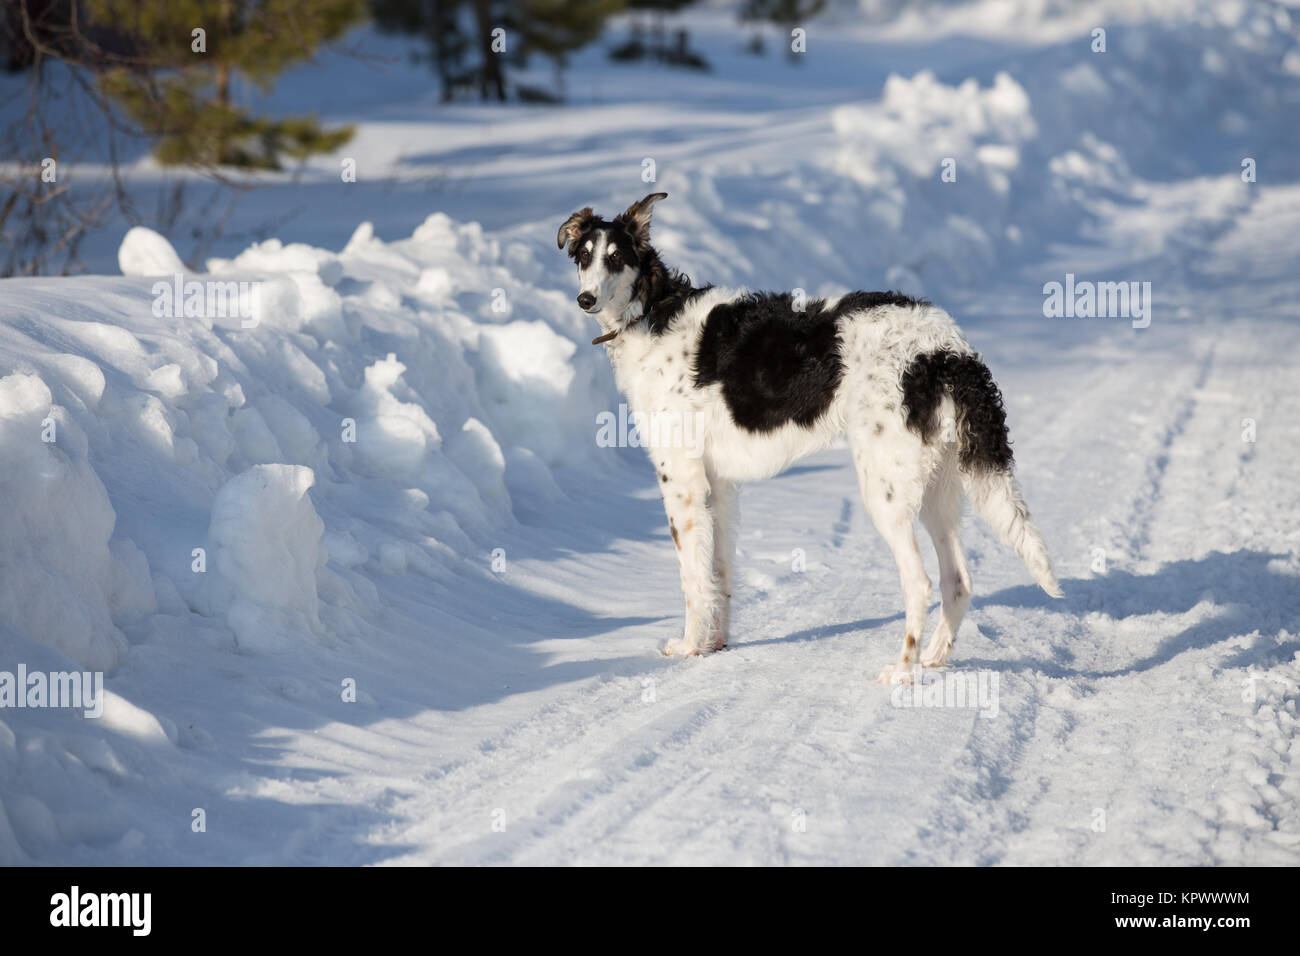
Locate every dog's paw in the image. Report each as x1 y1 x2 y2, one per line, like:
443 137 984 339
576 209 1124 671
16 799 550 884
921 631 954 668
662 637 702 657
920 647 951 668
662 635 725 657
876 663 918 685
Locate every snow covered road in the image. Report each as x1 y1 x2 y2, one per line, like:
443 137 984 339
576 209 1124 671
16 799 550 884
358 317 1300 866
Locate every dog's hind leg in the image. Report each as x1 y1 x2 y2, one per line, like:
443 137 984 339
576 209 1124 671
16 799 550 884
919 461 971 668
850 428 935 685
708 475 738 650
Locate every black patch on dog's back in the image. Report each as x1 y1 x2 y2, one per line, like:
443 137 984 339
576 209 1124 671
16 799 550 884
834 290 929 313
901 350 1013 472
694 292 852 433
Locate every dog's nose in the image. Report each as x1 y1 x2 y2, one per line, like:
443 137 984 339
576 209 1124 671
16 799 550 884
577 292 596 311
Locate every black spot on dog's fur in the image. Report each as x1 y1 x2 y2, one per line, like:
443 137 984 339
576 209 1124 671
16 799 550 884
901 350 1013 472
693 292 897 434
835 290 929 313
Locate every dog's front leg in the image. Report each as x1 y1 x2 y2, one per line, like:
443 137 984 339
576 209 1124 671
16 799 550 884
657 451 719 656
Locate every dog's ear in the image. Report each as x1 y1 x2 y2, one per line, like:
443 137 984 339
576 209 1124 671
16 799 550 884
557 207 595 251
618 192 667 241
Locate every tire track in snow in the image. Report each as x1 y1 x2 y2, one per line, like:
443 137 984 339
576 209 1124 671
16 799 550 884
964 318 1300 864
902 671 1047 865
370 458 996 864
1123 339 1218 566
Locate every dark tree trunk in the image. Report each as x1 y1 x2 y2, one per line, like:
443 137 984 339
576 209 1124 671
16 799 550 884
473 0 504 102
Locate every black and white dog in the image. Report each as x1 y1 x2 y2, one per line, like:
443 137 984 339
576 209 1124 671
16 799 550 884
559 193 1062 683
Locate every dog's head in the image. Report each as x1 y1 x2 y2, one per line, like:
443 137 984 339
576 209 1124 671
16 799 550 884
556 192 666 317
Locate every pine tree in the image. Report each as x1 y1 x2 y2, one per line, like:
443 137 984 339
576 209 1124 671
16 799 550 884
2 0 74 71
628 0 690 60
513 0 623 100
370 0 471 103
740 0 825 60
88 0 365 169
610 1 705 68
471 0 507 101
367 0 509 101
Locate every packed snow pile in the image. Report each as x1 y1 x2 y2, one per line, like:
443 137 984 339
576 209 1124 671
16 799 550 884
201 464 327 653
0 209 631 862
638 1 1299 302
117 226 187 277
0 373 132 672
0 213 620 680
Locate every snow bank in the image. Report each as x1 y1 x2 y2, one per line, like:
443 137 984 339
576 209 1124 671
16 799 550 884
828 70 1038 287
203 465 326 652
822 5 1298 293
0 199 628 860
641 3 1298 302
0 373 131 671
118 226 186 277
477 320 580 465
0 206 619 676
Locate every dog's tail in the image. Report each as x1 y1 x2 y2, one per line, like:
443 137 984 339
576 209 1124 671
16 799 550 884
903 350 1063 598
962 470 1063 598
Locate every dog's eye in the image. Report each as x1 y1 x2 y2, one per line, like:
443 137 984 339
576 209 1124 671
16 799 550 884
580 250 591 266
608 249 621 265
